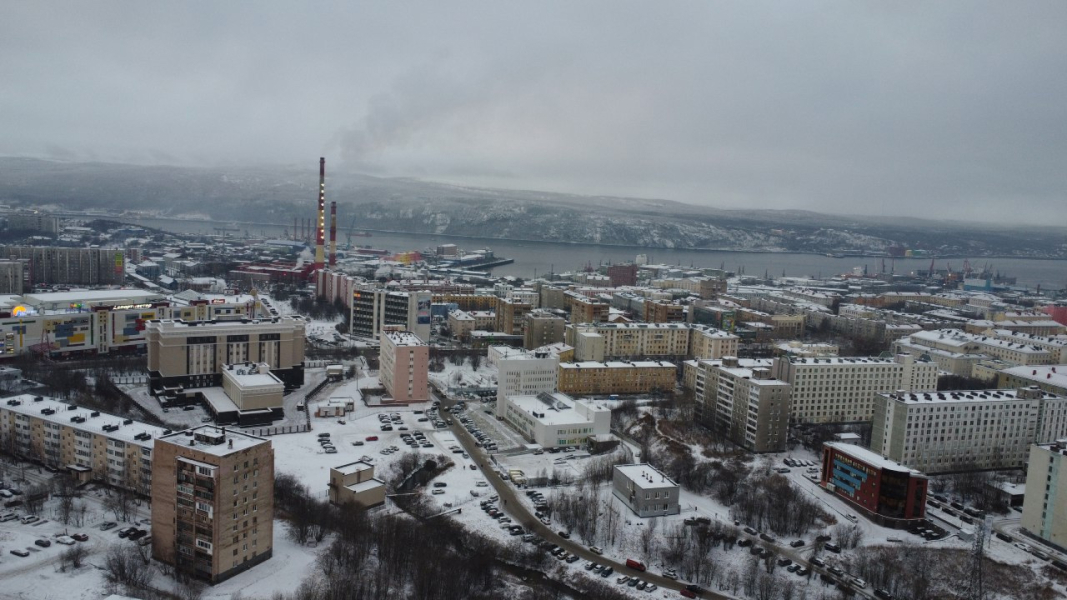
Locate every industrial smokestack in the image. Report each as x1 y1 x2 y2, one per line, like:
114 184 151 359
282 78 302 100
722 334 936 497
329 201 337 266
314 157 326 268
293 216 298 241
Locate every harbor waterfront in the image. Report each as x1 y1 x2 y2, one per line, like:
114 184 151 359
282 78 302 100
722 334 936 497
116 215 1066 290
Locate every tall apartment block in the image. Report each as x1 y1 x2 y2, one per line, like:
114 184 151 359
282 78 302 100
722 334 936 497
771 354 937 424
643 301 686 324
0 246 124 286
379 330 429 403
0 260 24 294
495 297 532 336
523 311 566 350
0 394 165 494
606 263 638 287
1021 439 1067 553
568 293 610 324
151 426 274 584
145 317 306 393
871 387 1067 473
350 288 431 342
687 358 791 452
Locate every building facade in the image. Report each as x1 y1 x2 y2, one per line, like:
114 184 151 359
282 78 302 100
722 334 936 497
870 387 1067 473
0 245 124 286
523 311 566 350
771 354 938 424
821 442 927 528
612 463 681 518
0 394 164 494
557 361 676 396
379 330 429 403
151 426 274 584
146 316 306 393
351 288 432 342
495 297 532 337
1021 439 1067 553
689 358 791 453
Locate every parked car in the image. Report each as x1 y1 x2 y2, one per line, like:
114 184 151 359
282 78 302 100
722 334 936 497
56 536 76 545
72 533 89 542
100 522 118 531
10 549 30 557
34 539 51 547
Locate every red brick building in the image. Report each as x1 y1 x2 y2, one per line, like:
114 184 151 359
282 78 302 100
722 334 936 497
821 442 927 528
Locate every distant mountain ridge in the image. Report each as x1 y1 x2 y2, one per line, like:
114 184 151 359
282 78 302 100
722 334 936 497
0 157 1062 258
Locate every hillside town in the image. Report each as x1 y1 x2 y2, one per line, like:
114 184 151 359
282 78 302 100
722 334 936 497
0 205 1065 600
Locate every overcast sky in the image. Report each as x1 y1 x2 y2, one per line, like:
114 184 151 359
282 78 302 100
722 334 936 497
2 2 1066 225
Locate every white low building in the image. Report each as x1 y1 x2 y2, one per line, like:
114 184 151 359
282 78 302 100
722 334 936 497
499 391 610 448
612 463 680 518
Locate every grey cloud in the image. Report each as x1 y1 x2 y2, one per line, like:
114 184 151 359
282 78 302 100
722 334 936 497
1 1 1065 225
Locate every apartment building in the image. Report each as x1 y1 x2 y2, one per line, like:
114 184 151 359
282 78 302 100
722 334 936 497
0 260 24 294
870 387 1067 473
145 316 306 393
432 292 498 312
568 293 610 324
351 287 431 342
606 264 638 287
643 300 686 324
1021 439 1067 552
0 245 124 286
0 395 166 495
557 361 676 396
523 311 566 350
771 354 937 424
151 426 274 584
6 211 60 234
986 330 1067 364
999 365 1067 397
896 329 1055 367
687 358 791 452
496 297 532 336
447 309 476 341
688 325 741 360
379 330 429 403
567 322 692 361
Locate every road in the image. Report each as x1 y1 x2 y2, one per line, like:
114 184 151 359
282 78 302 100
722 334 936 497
435 390 729 599
436 390 876 599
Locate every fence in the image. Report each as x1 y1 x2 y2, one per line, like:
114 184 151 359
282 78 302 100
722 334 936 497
247 424 310 437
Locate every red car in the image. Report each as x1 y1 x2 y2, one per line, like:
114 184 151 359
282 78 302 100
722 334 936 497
366 436 379 441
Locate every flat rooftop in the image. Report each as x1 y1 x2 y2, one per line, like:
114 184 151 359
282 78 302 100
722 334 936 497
384 331 425 346
615 463 678 490
1 394 169 448
561 360 674 369
882 388 1061 405
159 425 269 457
334 461 374 476
825 442 922 475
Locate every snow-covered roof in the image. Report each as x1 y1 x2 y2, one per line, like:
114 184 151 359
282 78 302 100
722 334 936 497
615 463 678 489
159 426 268 457
825 442 923 475
882 388 1062 405
333 461 374 477
2 394 169 448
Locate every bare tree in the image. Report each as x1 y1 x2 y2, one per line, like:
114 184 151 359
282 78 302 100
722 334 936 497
104 544 151 591
59 544 89 571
